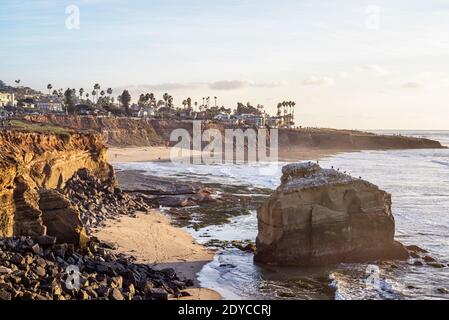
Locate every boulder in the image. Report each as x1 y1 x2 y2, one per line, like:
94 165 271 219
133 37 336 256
38 189 88 248
255 162 409 266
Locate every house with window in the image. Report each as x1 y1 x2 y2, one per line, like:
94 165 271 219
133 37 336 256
0 92 15 107
36 97 63 113
132 106 155 118
236 113 265 127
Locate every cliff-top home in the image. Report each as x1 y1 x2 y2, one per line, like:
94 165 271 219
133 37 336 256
0 91 16 107
36 96 63 113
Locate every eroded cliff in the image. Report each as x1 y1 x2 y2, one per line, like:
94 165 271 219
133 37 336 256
23 115 444 150
0 130 114 242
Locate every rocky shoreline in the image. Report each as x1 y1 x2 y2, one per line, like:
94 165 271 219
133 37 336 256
0 130 216 300
0 236 194 300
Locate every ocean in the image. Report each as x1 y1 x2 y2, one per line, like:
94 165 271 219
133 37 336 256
116 131 449 300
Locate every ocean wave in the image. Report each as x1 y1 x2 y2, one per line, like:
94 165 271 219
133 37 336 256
431 160 449 168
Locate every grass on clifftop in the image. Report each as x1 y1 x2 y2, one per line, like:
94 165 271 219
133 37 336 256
9 120 73 143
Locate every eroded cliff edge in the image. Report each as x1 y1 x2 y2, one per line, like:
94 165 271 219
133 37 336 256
0 130 114 240
23 115 445 150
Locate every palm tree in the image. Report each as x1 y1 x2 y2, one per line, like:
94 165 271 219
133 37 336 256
163 93 169 107
292 101 296 122
79 88 84 100
214 96 217 107
282 101 287 125
100 90 105 105
277 103 282 117
94 83 100 102
202 97 205 107
86 93 90 102
92 90 97 104
15 80 21 87
187 97 192 109
47 84 53 95
149 93 155 108
107 88 113 98
194 101 198 111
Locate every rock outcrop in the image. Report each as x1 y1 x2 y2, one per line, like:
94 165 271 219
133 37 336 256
255 162 409 266
0 130 114 244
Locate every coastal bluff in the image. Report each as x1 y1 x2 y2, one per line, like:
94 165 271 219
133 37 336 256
255 162 409 266
23 115 445 151
0 130 114 242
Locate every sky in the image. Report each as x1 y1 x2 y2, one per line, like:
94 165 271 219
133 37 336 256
1 0 449 129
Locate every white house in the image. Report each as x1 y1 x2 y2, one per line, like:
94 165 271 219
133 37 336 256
0 92 15 107
36 97 63 112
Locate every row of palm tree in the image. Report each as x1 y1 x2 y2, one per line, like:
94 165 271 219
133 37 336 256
46 83 114 105
276 101 296 126
41 83 297 124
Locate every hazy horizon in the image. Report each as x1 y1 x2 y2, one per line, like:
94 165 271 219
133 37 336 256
1 0 449 130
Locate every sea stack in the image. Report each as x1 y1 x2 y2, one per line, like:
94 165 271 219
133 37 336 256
255 162 408 266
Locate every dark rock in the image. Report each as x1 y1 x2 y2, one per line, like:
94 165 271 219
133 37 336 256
406 245 428 254
148 287 168 300
428 262 445 268
423 256 436 263
0 289 12 300
36 235 57 247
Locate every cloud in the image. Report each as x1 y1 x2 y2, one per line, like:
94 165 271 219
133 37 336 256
401 81 425 89
118 80 286 92
360 64 392 76
123 82 206 91
301 76 335 86
209 80 250 90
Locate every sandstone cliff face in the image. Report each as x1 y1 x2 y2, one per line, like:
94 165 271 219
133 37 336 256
25 115 163 147
255 163 408 266
24 115 444 150
278 128 444 150
0 130 114 243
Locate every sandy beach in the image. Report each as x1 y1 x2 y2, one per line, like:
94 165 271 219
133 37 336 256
108 146 204 163
108 145 342 164
94 210 221 300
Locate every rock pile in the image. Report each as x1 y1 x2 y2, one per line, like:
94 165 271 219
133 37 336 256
0 236 193 300
255 162 409 266
63 169 154 233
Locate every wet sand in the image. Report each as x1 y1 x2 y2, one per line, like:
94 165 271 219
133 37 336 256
94 210 221 300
